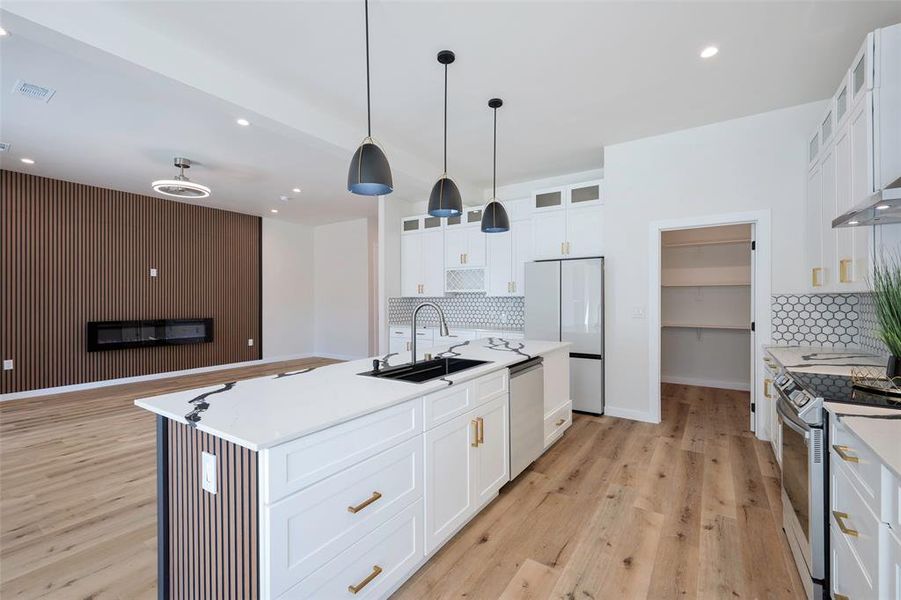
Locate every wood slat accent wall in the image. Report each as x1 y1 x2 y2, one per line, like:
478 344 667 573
167 420 258 600
1 170 261 393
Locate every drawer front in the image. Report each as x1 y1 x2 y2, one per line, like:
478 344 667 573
389 326 434 341
544 401 572 449
265 438 422 597
831 417 881 515
422 370 508 431
831 459 881 586
263 400 422 504
830 520 877 600
277 499 424 600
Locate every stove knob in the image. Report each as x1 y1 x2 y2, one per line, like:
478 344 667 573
796 394 810 407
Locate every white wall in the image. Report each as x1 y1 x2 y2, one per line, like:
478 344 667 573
262 218 315 359
603 100 827 421
314 218 372 359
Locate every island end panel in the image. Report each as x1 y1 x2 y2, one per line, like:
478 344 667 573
157 416 259 599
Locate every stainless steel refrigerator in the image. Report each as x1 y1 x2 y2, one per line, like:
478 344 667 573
524 258 604 414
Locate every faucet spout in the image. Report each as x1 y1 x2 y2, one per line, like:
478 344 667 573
411 302 450 365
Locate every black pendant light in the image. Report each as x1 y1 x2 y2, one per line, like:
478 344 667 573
347 0 393 196
427 50 463 217
481 98 510 233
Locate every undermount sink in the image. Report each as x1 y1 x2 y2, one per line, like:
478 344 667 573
359 357 491 384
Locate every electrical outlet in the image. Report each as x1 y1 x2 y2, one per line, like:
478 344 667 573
632 306 646 319
149 268 158 277
247 338 254 347
2 359 13 371
201 452 217 494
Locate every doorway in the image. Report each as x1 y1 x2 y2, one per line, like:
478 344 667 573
648 211 772 440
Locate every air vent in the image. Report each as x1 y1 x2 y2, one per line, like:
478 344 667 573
12 80 56 103
0 142 9 152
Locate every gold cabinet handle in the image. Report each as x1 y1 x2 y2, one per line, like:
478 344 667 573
464 253 468 264
839 258 852 283
471 419 480 447
832 511 859 537
764 378 772 398
566 242 571 254
834 594 850 600
347 491 382 514
348 565 383 594
560 242 565 255
477 417 484 444
512 281 516 293
555 418 566 427
812 267 823 287
832 444 859 463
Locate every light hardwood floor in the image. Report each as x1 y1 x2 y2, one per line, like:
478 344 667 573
1 377 804 599
0 357 336 600
393 384 805 600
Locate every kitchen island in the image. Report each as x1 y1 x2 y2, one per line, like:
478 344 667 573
136 337 571 600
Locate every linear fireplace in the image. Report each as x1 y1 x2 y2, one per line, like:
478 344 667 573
87 319 214 352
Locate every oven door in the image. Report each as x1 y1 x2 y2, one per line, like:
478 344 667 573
777 396 825 593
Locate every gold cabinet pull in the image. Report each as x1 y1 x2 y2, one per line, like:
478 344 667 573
833 444 859 463
477 417 484 444
464 253 468 264
834 594 850 600
560 242 565 255
347 491 382 514
566 242 571 254
764 378 772 398
348 565 383 594
812 267 823 287
555 418 566 427
833 511 859 537
471 419 480 447
839 258 852 283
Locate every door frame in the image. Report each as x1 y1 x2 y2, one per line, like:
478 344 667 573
647 210 772 440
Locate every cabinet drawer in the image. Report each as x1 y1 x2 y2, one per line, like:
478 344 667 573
265 438 422 597
544 401 572 449
831 459 881 586
830 519 877 600
389 326 433 341
277 499 424 600
422 370 508 431
262 400 422 503
831 417 881 515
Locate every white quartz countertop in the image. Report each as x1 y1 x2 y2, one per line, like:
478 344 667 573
764 345 885 376
825 402 901 479
135 338 570 451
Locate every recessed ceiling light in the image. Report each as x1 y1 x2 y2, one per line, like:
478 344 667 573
700 46 719 59
848 220 860 225
876 204 890 210
236 118 250 127
0 26 9 37
270 209 279 214
20 157 35 164
292 188 301 193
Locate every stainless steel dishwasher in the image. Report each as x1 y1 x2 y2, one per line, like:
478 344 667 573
508 356 544 480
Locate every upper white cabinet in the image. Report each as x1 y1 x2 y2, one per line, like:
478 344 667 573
531 180 604 260
445 217 486 268
486 218 532 296
400 216 445 297
806 161 824 288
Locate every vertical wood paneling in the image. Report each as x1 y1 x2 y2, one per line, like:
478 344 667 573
0 170 262 393
166 421 258 600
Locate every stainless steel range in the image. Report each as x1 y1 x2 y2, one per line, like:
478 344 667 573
771 355 901 600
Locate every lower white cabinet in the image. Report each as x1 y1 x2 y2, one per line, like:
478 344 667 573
424 393 509 553
278 499 424 599
542 347 572 449
883 525 901 600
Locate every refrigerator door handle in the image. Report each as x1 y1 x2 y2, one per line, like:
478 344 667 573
570 352 603 360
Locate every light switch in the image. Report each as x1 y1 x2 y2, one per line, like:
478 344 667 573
632 306 646 319
247 338 254 347
2 359 13 371
149 268 158 277
201 451 217 494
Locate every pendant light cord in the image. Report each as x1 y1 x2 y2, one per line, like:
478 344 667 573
492 105 497 199
365 0 372 138
443 63 448 174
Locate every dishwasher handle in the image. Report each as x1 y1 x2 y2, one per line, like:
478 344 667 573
509 356 543 377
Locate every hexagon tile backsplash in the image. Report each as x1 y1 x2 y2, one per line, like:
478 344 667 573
388 293 524 329
771 293 888 356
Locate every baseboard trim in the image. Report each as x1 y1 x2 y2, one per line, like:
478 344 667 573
0 353 316 402
661 375 751 392
603 405 659 424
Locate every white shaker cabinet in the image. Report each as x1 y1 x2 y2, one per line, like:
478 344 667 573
400 217 444 297
806 161 825 289
445 209 486 268
473 395 510 506
531 210 568 260
530 181 604 260
486 218 532 296
566 205 604 258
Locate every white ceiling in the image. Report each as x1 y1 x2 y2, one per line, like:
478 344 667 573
2 1 901 223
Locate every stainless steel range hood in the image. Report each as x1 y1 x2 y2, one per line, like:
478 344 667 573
833 176 901 228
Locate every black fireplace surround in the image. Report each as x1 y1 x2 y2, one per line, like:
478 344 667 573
87 319 214 352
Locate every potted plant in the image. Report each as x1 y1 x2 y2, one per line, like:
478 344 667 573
871 253 901 379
